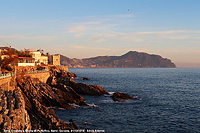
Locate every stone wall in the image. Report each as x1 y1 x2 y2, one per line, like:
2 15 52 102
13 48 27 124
25 71 50 83
0 65 68 91
0 71 50 91
13 66 46 74
57 66 68 72
0 77 12 91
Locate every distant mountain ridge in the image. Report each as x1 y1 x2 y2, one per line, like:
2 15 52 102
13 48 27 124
60 51 176 68
0 47 176 68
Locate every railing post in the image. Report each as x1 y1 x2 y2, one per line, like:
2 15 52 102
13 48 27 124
8 80 9 91
15 66 16 80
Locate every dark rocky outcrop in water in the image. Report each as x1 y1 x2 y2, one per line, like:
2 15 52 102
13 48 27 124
0 68 88 131
16 76 81 130
0 67 131 131
50 69 109 95
60 51 176 68
112 92 134 102
68 81 109 95
82 77 91 80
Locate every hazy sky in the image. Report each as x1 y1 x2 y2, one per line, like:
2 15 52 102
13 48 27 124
0 0 200 67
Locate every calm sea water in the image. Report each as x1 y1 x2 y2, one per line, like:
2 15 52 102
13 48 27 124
55 68 200 133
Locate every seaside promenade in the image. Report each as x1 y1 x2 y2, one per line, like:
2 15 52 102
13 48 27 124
0 68 50 90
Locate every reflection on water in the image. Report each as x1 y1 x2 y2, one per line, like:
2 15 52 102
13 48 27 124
55 68 200 133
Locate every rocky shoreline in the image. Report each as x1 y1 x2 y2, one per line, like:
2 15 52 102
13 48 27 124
0 67 133 132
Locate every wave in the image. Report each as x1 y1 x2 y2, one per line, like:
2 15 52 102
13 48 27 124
108 92 115 94
48 106 66 110
69 103 80 108
101 99 115 103
88 103 98 107
104 92 115 97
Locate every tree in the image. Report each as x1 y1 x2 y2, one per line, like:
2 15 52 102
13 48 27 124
46 52 51 64
0 48 17 72
16 49 31 57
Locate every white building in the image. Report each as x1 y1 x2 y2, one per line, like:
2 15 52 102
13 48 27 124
30 51 48 65
16 57 35 66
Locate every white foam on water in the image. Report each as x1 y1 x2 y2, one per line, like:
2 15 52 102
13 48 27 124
48 106 66 110
108 92 115 95
101 99 115 103
104 92 115 97
69 103 80 108
88 103 98 107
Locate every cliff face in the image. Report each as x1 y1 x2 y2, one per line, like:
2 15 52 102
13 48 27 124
0 67 109 131
60 51 176 68
0 77 80 131
0 89 31 132
16 75 86 130
49 69 109 96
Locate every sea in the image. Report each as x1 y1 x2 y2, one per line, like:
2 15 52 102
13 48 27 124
55 68 200 133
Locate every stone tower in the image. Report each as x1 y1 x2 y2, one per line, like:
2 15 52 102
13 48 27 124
53 54 60 66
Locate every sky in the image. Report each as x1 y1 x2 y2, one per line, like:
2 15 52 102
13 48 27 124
0 0 200 67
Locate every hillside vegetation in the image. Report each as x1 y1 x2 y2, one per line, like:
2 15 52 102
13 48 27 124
60 51 176 68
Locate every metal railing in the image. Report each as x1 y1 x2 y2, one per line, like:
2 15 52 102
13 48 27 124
0 72 15 79
24 69 49 74
0 69 49 79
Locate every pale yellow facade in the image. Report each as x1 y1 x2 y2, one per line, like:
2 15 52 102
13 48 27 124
30 51 41 63
30 51 48 65
40 56 48 65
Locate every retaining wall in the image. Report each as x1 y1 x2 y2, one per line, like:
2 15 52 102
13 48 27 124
0 77 13 90
57 66 68 72
0 71 50 91
25 71 50 83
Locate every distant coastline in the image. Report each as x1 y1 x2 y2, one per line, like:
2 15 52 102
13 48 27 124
59 51 176 68
175 62 200 68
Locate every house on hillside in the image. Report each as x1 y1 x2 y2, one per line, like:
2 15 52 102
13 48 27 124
30 51 48 65
1 50 48 67
1 55 35 67
15 56 35 66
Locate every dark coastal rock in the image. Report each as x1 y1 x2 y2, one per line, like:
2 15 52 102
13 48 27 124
49 71 108 95
0 88 31 132
112 92 133 102
49 66 77 78
51 69 77 78
46 76 58 86
0 67 110 131
67 80 109 95
67 72 77 78
17 77 87 109
82 77 91 80
53 71 109 95
54 83 87 106
16 76 83 130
